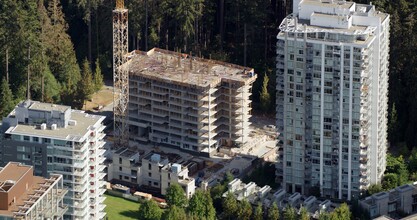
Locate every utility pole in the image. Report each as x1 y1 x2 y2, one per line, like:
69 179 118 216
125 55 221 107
244 23 247 67
88 0 92 66
27 46 31 100
145 0 148 51
113 0 129 148
41 51 45 102
5 47 9 83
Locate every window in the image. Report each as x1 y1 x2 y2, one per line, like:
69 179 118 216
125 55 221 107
286 161 292 167
324 118 332 123
119 157 122 164
119 175 122 180
148 164 152 170
33 137 39 142
324 88 332 94
119 167 122 171
43 138 51 143
124 176 129 180
148 172 152 177
131 170 137 176
23 136 30 141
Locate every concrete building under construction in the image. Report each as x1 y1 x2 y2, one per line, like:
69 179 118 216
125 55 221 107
127 48 257 156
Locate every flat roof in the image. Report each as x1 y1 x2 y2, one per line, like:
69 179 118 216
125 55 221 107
6 111 104 141
128 48 257 89
301 0 354 9
0 162 32 185
0 176 46 217
0 163 63 217
116 148 139 158
396 184 414 192
28 102 70 113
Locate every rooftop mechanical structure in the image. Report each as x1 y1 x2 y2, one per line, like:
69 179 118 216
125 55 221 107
113 0 129 148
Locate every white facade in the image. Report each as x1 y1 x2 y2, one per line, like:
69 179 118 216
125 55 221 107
108 151 196 198
161 163 195 198
276 0 389 200
0 101 107 220
107 148 141 186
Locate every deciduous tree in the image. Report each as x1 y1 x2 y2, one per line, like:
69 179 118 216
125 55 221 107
138 199 162 220
237 199 252 220
164 205 186 220
166 183 187 208
253 202 263 220
283 206 297 220
330 203 351 220
222 192 238 219
300 207 309 220
267 202 279 220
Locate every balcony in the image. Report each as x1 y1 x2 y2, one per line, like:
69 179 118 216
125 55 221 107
98 188 107 196
73 160 87 169
73 168 87 177
91 196 106 205
73 191 87 200
73 199 88 209
73 208 88 218
74 142 88 151
98 211 107 219
73 184 88 194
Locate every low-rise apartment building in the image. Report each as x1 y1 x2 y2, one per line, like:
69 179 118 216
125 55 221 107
107 150 195 198
0 162 67 220
360 183 417 219
107 148 141 187
161 163 195 198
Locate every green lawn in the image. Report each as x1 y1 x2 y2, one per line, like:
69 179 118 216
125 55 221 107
104 194 141 220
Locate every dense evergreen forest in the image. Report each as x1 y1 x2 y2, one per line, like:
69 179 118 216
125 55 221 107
0 0 416 150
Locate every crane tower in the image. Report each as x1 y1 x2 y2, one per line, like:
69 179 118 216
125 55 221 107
113 0 129 148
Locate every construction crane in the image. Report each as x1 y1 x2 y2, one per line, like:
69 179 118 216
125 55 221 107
113 0 129 148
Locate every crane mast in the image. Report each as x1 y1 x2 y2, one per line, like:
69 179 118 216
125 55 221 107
113 0 129 148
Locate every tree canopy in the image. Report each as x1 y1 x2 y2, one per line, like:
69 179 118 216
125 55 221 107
267 202 280 220
222 192 238 219
164 205 187 220
138 199 163 220
188 190 215 220
166 183 188 208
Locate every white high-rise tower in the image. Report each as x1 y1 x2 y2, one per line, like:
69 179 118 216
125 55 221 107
276 0 389 200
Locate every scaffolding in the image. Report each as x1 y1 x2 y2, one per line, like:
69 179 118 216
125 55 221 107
113 0 129 148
